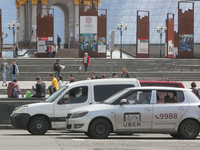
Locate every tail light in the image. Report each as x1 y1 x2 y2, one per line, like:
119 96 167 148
198 105 200 108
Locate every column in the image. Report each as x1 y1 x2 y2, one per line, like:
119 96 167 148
19 5 25 42
41 0 48 17
16 7 20 43
75 5 79 42
31 4 37 41
84 0 90 12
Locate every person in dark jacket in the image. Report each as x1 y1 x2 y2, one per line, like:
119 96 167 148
53 59 62 79
121 67 130 78
57 35 62 49
7 78 21 98
8 60 19 82
68 73 75 83
32 76 46 98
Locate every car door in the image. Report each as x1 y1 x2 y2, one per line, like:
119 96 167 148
53 85 91 128
115 90 154 131
153 90 189 130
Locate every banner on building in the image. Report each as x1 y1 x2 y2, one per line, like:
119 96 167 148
179 34 193 52
168 40 174 55
138 38 148 54
98 37 106 53
80 16 97 51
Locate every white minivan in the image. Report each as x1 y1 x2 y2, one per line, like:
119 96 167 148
10 78 140 135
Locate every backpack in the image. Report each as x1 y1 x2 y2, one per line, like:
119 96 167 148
26 91 31 98
12 85 19 98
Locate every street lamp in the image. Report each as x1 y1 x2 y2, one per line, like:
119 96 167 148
117 22 127 58
156 25 167 58
8 21 20 44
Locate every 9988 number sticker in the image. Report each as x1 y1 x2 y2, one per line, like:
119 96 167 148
155 113 177 119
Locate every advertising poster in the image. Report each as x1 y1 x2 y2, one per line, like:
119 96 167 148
138 38 148 54
179 34 193 52
80 33 97 51
37 37 53 53
80 16 98 51
80 16 97 34
168 40 174 55
98 37 106 53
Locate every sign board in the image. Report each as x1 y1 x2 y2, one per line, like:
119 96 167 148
137 38 148 54
37 37 53 53
80 16 97 33
109 30 114 51
168 40 174 55
179 34 193 52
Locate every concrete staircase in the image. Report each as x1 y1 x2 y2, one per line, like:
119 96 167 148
3 58 200 81
55 48 79 58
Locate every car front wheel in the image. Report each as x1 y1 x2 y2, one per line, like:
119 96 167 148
29 117 48 135
89 118 111 139
179 119 200 139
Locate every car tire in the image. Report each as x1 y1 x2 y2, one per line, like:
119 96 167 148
29 117 48 135
169 133 182 139
85 132 92 138
179 119 200 139
89 118 111 139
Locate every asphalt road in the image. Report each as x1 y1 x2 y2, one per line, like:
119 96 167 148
0 129 199 150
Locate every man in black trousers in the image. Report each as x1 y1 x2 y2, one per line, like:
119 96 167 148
57 35 62 49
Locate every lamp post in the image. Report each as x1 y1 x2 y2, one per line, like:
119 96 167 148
117 22 127 58
8 21 20 44
156 25 167 58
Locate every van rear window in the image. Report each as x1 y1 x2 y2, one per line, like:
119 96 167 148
94 84 134 102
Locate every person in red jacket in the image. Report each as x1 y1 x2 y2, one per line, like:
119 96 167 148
82 53 90 71
7 78 21 98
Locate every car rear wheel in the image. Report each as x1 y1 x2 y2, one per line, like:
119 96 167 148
89 118 111 139
29 117 48 135
179 119 199 139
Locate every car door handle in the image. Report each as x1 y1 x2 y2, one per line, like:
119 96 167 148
178 107 185 110
145 108 151 111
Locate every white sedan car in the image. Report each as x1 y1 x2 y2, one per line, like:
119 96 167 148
66 87 200 139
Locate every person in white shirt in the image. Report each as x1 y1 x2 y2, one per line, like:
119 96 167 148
58 75 63 89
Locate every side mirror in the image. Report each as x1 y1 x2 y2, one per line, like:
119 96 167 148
120 99 127 105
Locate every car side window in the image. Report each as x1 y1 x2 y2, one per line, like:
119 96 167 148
156 90 184 103
94 84 135 102
122 90 152 104
58 86 88 105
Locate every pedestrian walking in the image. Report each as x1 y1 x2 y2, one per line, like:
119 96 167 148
68 74 75 83
0 58 9 86
7 78 21 98
190 82 200 99
57 35 62 49
46 44 52 58
8 60 19 82
53 59 62 79
32 76 46 98
52 43 57 58
15 44 19 58
58 75 63 89
121 67 130 78
82 52 90 71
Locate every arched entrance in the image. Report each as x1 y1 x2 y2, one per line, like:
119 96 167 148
47 0 75 48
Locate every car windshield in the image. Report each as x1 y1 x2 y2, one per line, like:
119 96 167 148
103 89 130 104
45 86 68 102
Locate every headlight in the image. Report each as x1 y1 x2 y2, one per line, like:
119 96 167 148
71 111 88 119
14 105 28 114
